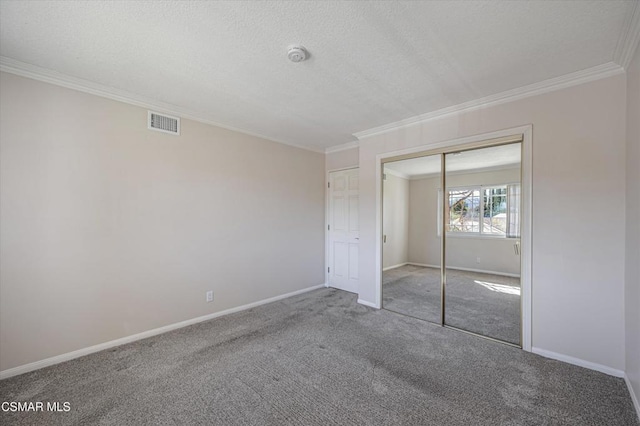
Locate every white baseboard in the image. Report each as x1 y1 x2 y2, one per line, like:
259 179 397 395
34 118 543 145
407 263 520 278
0 283 326 380
407 263 440 269
625 374 640 420
357 299 379 309
531 347 624 378
382 262 408 272
448 265 521 278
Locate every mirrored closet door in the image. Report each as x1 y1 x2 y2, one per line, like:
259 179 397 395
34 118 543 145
381 139 523 347
444 143 522 346
382 154 441 323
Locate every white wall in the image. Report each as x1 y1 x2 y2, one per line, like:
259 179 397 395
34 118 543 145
382 172 409 269
0 72 326 372
408 167 521 276
445 237 520 276
625 43 640 410
358 74 627 371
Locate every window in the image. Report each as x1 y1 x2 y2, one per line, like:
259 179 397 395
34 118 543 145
439 184 520 237
483 186 508 235
448 188 482 233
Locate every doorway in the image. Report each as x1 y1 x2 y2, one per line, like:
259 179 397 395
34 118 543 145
380 132 530 348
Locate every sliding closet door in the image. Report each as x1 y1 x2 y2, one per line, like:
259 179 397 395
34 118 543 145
382 154 441 323
443 143 522 345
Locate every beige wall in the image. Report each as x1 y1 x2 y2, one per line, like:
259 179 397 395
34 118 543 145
358 74 627 371
408 168 521 275
0 72 325 372
625 44 640 409
326 147 359 171
407 176 440 267
382 172 409 269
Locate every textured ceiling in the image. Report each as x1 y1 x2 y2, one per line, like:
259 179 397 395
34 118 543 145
0 1 636 151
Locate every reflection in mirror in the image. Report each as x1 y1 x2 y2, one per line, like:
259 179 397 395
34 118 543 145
382 154 441 323
444 143 522 345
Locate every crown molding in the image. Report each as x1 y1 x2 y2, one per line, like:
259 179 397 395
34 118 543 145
0 56 324 154
385 163 519 181
614 0 640 70
407 163 521 181
325 140 359 154
353 61 624 141
383 168 410 180
2 54 629 154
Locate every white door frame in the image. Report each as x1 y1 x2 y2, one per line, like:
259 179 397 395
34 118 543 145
375 125 533 352
325 167 359 289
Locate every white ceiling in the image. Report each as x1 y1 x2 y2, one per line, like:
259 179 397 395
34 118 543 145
385 143 521 178
0 1 637 151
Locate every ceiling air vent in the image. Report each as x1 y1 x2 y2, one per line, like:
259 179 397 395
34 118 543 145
148 111 180 135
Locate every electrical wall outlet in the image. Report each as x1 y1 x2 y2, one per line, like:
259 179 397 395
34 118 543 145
206 291 213 303
476 257 481 264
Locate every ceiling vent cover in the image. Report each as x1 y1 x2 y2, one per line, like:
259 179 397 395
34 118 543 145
148 111 180 135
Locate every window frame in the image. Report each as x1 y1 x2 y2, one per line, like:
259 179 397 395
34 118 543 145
438 182 520 239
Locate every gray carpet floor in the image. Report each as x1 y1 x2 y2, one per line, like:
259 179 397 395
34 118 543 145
383 265 521 345
1 288 637 426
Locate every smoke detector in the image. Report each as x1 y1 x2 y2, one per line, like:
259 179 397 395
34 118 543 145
287 45 308 63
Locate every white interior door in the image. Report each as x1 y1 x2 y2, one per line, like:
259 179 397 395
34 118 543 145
328 169 359 293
